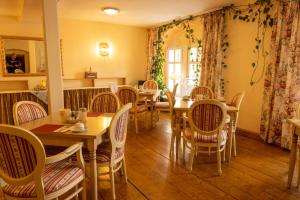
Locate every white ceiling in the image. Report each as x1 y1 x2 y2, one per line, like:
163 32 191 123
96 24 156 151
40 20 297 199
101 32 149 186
0 0 250 27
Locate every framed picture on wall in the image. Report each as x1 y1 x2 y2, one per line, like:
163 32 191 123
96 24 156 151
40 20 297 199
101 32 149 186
5 49 29 74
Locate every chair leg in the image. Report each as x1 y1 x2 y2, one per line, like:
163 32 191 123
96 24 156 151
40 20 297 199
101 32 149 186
122 159 128 183
134 114 139 134
182 139 186 163
170 132 175 158
233 132 237 156
222 145 226 163
109 166 116 200
189 147 195 171
81 179 87 200
217 149 222 176
176 133 180 160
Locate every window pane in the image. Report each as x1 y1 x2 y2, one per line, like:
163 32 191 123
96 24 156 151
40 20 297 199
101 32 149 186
168 50 174 62
168 64 174 76
189 48 197 62
168 80 174 91
175 49 181 62
175 64 181 74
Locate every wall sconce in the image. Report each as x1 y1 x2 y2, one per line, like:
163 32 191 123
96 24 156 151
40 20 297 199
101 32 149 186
99 42 110 57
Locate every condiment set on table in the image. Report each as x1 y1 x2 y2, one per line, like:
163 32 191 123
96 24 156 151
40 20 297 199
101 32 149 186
59 108 87 132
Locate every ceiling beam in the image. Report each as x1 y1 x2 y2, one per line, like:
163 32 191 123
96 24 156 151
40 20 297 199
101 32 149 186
16 0 24 22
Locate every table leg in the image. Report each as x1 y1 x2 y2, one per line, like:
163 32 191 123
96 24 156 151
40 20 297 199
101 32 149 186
226 114 234 162
87 140 98 200
288 127 298 188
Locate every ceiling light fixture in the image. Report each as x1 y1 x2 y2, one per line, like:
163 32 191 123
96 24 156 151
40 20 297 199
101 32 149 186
102 7 120 15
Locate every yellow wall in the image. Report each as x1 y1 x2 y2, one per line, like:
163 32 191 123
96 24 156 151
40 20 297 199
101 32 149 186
60 19 148 85
164 11 272 134
0 18 148 88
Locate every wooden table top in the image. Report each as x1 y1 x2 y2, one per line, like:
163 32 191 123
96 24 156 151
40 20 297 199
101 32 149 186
173 98 239 113
20 113 113 139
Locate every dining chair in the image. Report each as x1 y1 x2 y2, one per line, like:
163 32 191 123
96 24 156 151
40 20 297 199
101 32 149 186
155 83 178 120
182 100 227 174
190 85 214 99
90 92 120 113
13 101 47 126
0 124 86 200
142 80 158 90
117 86 147 133
13 101 64 156
90 103 131 200
227 92 245 156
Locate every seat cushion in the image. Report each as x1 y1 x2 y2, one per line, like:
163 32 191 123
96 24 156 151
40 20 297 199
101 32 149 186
184 128 227 145
155 102 170 109
130 105 147 113
2 160 83 198
82 142 124 163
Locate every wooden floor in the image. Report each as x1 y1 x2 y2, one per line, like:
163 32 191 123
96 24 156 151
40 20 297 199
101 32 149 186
1 113 300 200
99 113 300 200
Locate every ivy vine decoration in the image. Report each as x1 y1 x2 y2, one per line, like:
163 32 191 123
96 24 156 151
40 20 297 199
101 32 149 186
151 16 202 90
230 0 275 86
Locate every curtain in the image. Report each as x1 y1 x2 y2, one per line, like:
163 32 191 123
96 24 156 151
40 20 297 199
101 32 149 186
260 0 300 148
64 88 109 111
200 10 224 98
146 28 158 80
0 92 48 125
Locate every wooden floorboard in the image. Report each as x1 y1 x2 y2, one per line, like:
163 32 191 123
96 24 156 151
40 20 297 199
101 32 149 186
0 113 299 200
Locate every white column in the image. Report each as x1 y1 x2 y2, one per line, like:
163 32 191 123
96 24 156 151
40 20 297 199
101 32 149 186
42 0 64 114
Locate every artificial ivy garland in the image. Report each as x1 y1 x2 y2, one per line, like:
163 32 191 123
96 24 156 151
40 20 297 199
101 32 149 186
151 0 278 91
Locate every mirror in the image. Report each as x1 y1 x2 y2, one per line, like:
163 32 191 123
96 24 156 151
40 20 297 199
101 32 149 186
0 36 46 76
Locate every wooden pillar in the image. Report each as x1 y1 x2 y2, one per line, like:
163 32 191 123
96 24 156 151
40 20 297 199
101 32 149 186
42 0 64 114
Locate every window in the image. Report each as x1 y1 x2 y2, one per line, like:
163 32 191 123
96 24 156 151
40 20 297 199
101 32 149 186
167 48 181 91
188 47 202 78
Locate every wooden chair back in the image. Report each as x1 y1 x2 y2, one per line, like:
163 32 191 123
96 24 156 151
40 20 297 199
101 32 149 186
117 86 139 108
188 100 226 142
190 86 213 99
166 91 175 128
142 80 158 90
90 92 120 113
229 92 245 109
0 125 46 197
109 103 132 165
13 101 47 126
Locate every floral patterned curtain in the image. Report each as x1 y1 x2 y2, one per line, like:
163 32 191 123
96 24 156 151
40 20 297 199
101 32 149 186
146 28 158 80
200 10 224 98
260 0 300 148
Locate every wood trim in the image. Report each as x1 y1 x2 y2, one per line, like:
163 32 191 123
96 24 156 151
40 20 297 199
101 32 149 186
236 128 261 141
0 35 44 41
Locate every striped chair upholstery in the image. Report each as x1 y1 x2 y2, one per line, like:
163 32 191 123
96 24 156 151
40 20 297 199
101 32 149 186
95 103 132 200
143 80 158 90
90 92 120 113
0 134 37 179
2 160 83 198
0 125 85 199
117 87 138 105
13 101 47 126
117 86 146 133
183 100 227 173
190 86 214 99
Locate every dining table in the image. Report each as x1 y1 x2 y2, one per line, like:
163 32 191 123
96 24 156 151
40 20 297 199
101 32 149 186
172 98 239 162
138 89 160 129
286 118 300 188
20 112 113 200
